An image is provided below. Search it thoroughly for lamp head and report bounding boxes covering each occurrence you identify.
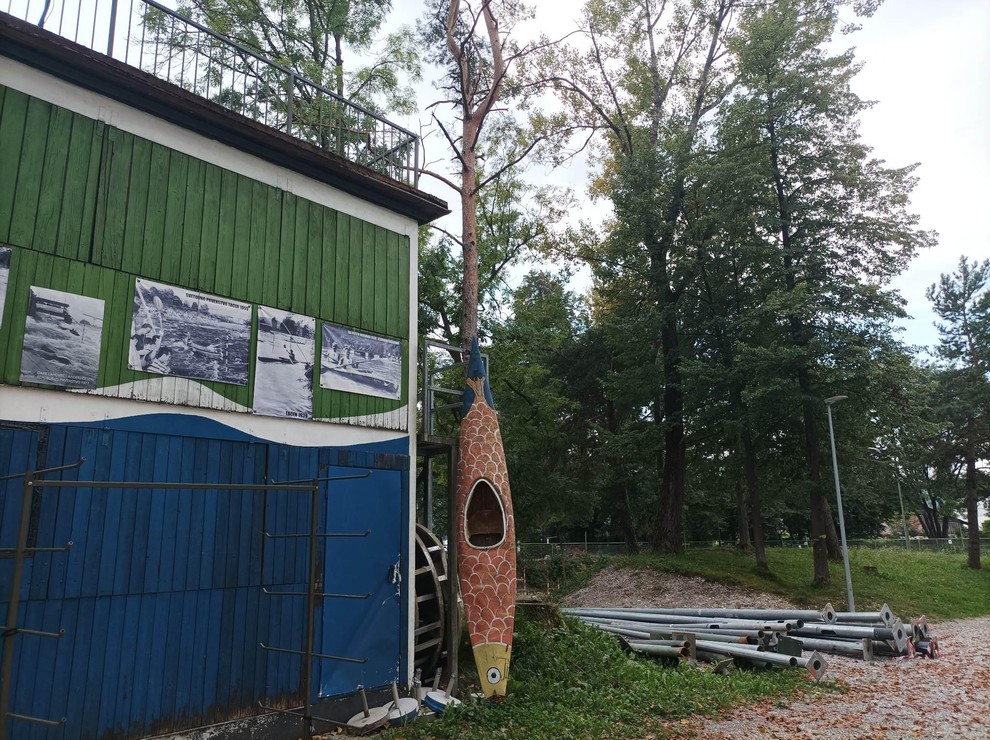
[824,395,848,405]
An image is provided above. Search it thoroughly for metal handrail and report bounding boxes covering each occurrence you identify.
[2,0,420,185]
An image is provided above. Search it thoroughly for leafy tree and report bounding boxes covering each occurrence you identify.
[146,0,419,162]
[419,1,566,348]
[489,271,598,538]
[541,0,740,554]
[927,256,990,568]
[717,0,934,583]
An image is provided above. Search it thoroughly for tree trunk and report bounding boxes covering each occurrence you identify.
[965,416,982,569]
[459,115,479,347]
[617,485,639,555]
[768,108,836,584]
[651,311,686,553]
[822,497,842,560]
[798,367,831,585]
[739,420,768,572]
[735,477,751,550]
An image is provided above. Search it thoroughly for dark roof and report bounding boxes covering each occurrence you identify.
[0,14,449,226]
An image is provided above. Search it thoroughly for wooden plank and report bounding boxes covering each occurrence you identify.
[159,148,189,284]
[76,118,107,262]
[277,193,297,309]
[115,135,152,276]
[0,245,30,381]
[138,142,171,278]
[291,198,310,313]
[228,442,249,588]
[333,213,350,323]
[386,231,399,337]
[33,104,74,254]
[160,590,186,723]
[65,597,97,737]
[0,86,28,243]
[171,434,196,592]
[45,425,84,600]
[114,595,143,730]
[111,432,143,594]
[214,587,238,715]
[96,432,128,596]
[199,439,221,589]
[373,226,389,335]
[144,591,171,724]
[212,442,235,588]
[130,594,157,730]
[79,429,111,598]
[127,434,156,593]
[261,188,282,307]
[201,590,222,717]
[99,270,130,401]
[94,594,120,734]
[320,209,337,321]
[60,429,97,599]
[156,436,182,592]
[230,175,253,300]
[95,128,133,270]
[351,217,368,329]
[305,201,323,317]
[8,95,51,248]
[178,158,207,288]
[188,589,211,718]
[55,113,95,258]
[241,583,261,704]
[175,588,199,720]
[229,586,249,706]
[185,438,210,589]
[246,180,268,302]
[196,164,223,293]
[398,235,410,340]
[213,168,239,297]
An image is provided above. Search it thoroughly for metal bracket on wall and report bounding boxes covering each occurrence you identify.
[259,470,374,739]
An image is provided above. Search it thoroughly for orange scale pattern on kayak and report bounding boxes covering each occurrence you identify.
[456,377,516,653]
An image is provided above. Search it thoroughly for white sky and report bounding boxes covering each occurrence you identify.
[396,0,990,353]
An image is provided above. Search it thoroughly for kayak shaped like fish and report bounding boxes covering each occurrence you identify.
[455,338,516,699]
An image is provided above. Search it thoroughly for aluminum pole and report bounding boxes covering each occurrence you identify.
[896,475,909,550]
[825,400,856,612]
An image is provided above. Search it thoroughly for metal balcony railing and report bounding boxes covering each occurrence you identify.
[3,0,420,186]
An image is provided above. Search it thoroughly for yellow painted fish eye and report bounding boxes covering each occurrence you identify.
[486,667,502,685]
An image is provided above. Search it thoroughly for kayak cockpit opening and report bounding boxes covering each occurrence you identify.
[465,479,506,549]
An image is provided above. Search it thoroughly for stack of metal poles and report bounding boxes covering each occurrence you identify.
[563,603,938,678]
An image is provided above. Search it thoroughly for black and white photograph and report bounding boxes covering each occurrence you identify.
[20,286,104,389]
[320,323,402,401]
[253,306,315,418]
[128,278,252,385]
[0,246,10,330]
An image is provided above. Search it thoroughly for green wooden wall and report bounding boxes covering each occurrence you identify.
[0,84,410,425]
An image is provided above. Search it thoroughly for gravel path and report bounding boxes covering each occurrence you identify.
[697,616,990,739]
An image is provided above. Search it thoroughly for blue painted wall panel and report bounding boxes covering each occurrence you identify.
[0,418,409,739]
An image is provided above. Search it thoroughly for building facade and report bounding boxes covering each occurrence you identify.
[0,12,446,739]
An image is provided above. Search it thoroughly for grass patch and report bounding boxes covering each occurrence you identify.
[383,616,824,740]
[615,547,990,621]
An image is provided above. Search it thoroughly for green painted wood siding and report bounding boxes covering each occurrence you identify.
[0,85,410,425]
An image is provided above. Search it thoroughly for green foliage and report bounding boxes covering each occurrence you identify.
[384,615,816,740]
[153,0,419,123]
[616,548,990,620]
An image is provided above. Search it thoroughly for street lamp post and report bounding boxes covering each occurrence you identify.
[824,395,855,612]
[895,473,909,550]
